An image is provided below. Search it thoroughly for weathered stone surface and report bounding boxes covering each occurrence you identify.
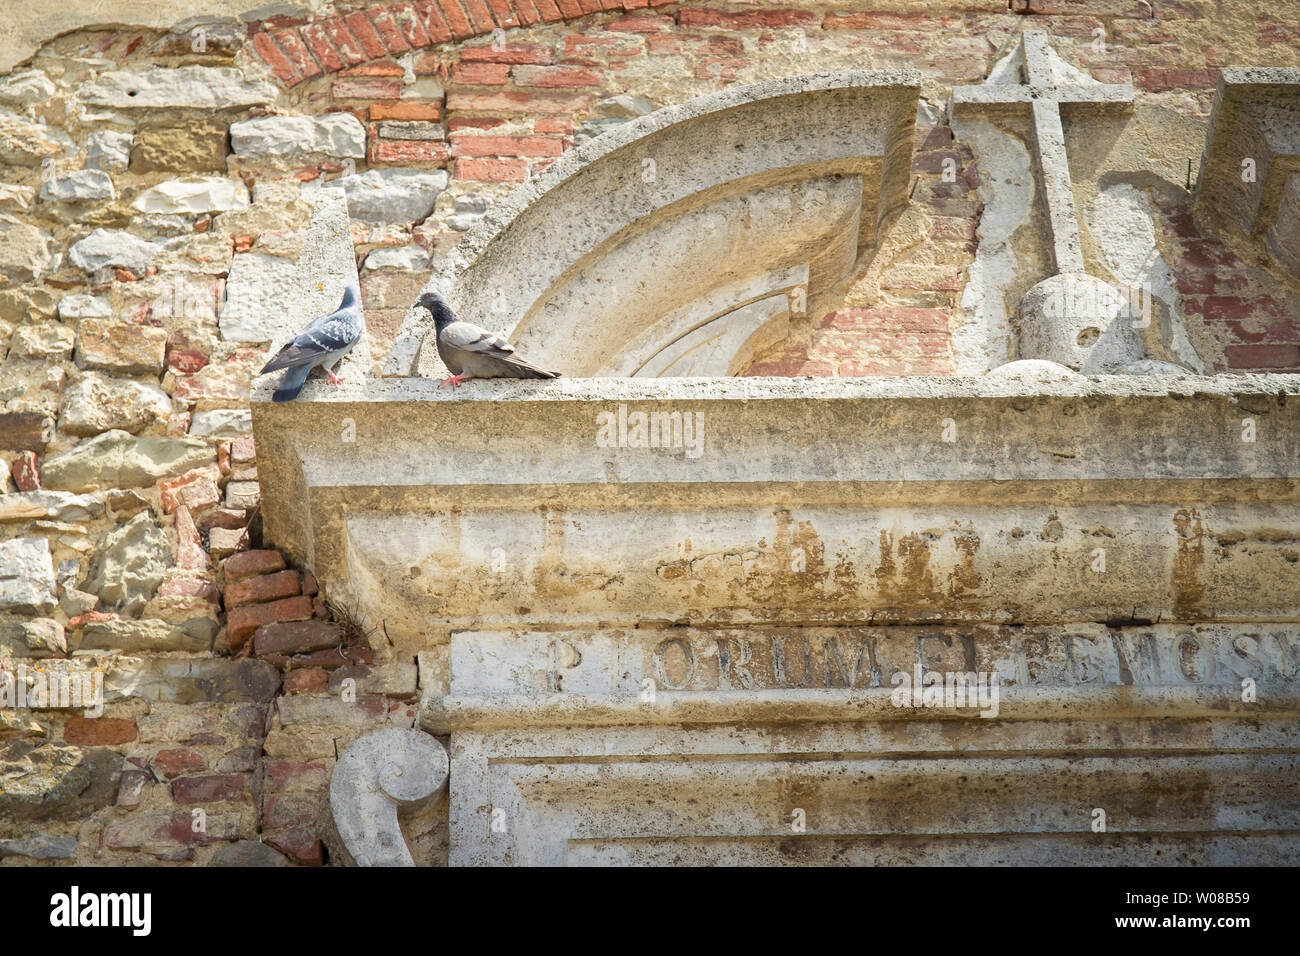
[1196,68,1300,279]
[0,70,55,106]
[132,177,249,215]
[1014,272,1143,373]
[0,834,77,859]
[79,616,215,653]
[0,614,66,656]
[57,294,111,322]
[0,181,33,210]
[40,169,115,204]
[9,323,74,359]
[0,111,65,165]
[230,112,366,163]
[0,741,119,822]
[208,839,290,866]
[79,67,277,109]
[446,192,491,232]
[363,244,429,271]
[67,229,158,275]
[42,429,213,492]
[130,117,229,173]
[0,410,55,450]
[0,537,56,613]
[82,512,173,613]
[85,130,133,172]
[188,407,251,438]
[0,490,104,523]
[106,657,281,704]
[0,214,54,281]
[75,318,167,374]
[60,372,172,436]
[341,168,448,224]
[217,252,297,343]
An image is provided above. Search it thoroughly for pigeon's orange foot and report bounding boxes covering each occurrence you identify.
[438,374,470,389]
[326,370,346,386]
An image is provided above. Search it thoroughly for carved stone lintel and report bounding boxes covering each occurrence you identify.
[329,727,449,867]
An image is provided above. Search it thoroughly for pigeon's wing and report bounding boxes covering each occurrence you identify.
[439,320,515,358]
[261,306,362,373]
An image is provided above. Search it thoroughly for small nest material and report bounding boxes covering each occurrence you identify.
[324,598,377,649]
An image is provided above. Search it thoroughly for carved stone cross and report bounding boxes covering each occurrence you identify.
[951,31,1133,275]
[950,31,1151,374]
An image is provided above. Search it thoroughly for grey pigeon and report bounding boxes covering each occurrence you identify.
[259,285,363,402]
[415,292,559,388]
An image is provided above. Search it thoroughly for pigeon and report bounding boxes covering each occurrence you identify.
[415,291,559,388]
[259,285,363,402]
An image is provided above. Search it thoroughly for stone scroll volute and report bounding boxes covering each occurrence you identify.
[329,728,449,867]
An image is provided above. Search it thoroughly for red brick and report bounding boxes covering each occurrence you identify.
[370,140,451,163]
[253,619,343,657]
[535,117,572,133]
[391,2,433,47]
[696,57,751,80]
[1224,344,1300,369]
[456,156,530,180]
[819,308,950,334]
[159,576,219,603]
[576,0,602,14]
[485,0,520,27]
[167,348,209,374]
[223,549,285,581]
[461,43,553,64]
[1135,68,1220,91]
[153,749,208,779]
[225,568,301,608]
[228,595,314,649]
[66,610,122,632]
[605,13,671,31]
[535,0,565,19]
[371,101,440,122]
[341,60,405,75]
[512,64,601,87]
[447,88,591,113]
[837,357,956,377]
[333,75,402,98]
[621,0,649,8]
[284,668,330,693]
[265,828,323,865]
[272,29,324,83]
[343,11,390,59]
[930,217,978,241]
[451,61,510,83]
[170,773,250,804]
[679,8,817,29]
[11,450,39,491]
[554,0,583,18]
[1174,240,1242,270]
[251,32,301,85]
[809,330,950,360]
[451,133,564,157]
[366,6,413,53]
[414,0,454,43]
[266,761,330,793]
[298,22,346,72]
[1198,296,1286,321]
[64,717,137,746]
[513,0,542,26]
[461,0,498,32]
[317,16,368,66]
[743,358,836,377]
[437,0,476,39]
[823,11,960,30]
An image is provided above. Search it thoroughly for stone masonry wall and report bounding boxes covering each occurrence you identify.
[0,0,1297,865]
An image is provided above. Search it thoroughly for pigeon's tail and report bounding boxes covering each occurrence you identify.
[272,363,312,402]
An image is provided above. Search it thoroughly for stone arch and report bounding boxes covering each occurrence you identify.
[383,70,919,378]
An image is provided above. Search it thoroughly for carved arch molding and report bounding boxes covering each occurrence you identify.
[384,71,920,379]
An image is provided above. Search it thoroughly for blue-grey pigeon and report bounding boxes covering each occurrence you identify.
[260,285,363,402]
[415,292,558,388]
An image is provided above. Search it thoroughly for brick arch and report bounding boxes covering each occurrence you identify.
[250,0,680,87]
